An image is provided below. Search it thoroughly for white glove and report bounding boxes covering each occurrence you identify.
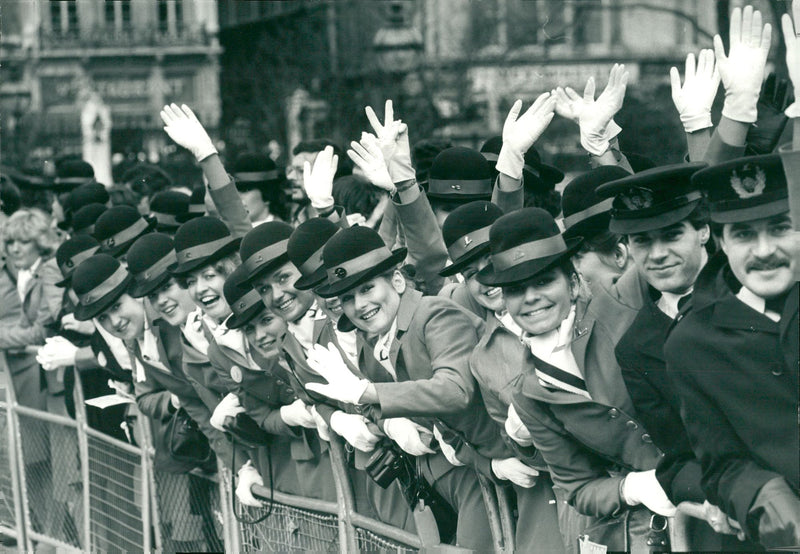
[329,411,381,452]
[108,379,133,399]
[495,93,556,179]
[303,145,338,210]
[714,5,772,123]
[210,392,245,432]
[555,64,628,155]
[433,425,463,466]
[383,418,436,457]
[621,469,677,517]
[160,103,218,161]
[305,343,370,405]
[505,404,533,446]
[365,100,415,182]
[670,50,720,132]
[170,394,181,409]
[36,336,78,371]
[348,133,396,194]
[308,405,331,441]
[236,460,264,508]
[61,312,95,335]
[279,398,317,429]
[491,457,540,488]
[677,500,740,536]
[782,0,800,117]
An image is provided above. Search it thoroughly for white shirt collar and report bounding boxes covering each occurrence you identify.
[736,286,780,322]
[656,289,691,319]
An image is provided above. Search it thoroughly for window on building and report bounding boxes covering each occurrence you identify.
[50,1,62,32]
[574,0,605,45]
[104,1,132,32]
[174,0,183,32]
[470,0,500,52]
[158,0,169,33]
[66,1,78,33]
[158,0,183,34]
[49,0,79,35]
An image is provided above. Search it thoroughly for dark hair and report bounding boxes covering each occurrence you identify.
[0,176,21,216]
[580,230,626,257]
[175,253,241,289]
[428,196,466,214]
[332,175,384,219]
[524,189,562,218]
[121,163,174,199]
[292,139,352,179]
[107,183,142,208]
[685,200,710,230]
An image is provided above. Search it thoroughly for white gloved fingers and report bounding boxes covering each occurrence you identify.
[713,34,727,66]
[582,76,596,102]
[236,464,264,508]
[730,7,743,46]
[504,99,523,129]
[365,105,383,134]
[383,99,394,129]
[180,104,200,122]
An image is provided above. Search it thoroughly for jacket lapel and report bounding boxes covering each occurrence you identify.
[389,289,422,370]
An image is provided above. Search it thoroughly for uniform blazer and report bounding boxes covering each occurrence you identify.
[438,281,487,321]
[665,253,799,530]
[511,296,662,518]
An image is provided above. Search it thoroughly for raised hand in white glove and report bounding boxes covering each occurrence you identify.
[170,394,181,409]
[383,418,436,457]
[36,336,78,371]
[305,343,370,405]
[782,0,800,116]
[308,405,331,441]
[61,312,95,336]
[491,457,540,488]
[108,379,133,399]
[621,469,677,517]
[210,392,245,432]
[714,5,772,123]
[365,100,415,183]
[160,103,218,162]
[236,460,264,508]
[433,425,463,466]
[496,93,556,179]
[670,49,720,132]
[329,411,381,452]
[348,133,396,194]
[303,145,338,211]
[280,398,317,429]
[505,403,533,446]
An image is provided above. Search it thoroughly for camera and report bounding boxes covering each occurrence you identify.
[364,441,409,489]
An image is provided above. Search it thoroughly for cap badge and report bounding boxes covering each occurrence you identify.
[450,184,462,190]
[335,267,347,279]
[105,238,115,247]
[65,259,74,268]
[463,235,472,246]
[730,165,766,199]
[513,250,525,261]
[620,187,654,210]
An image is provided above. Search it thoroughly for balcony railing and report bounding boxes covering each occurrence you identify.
[39,25,212,51]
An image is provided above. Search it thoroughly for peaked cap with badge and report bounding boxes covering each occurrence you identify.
[427,146,493,201]
[561,165,632,240]
[55,234,101,287]
[71,254,133,321]
[170,216,241,276]
[127,233,178,298]
[94,205,156,258]
[439,200,504,277]
[238,221,294,282]
[287,217,341,290]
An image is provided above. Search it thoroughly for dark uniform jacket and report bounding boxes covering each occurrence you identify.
[665,253,799,543]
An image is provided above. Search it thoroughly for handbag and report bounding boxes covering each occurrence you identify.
[577,506,670,553]
[165,407,213,467]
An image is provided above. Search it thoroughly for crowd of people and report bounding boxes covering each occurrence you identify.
[1,3,798,552]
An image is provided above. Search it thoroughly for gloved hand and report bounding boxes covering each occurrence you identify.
[108,379,133,399]
[505,404,534,446]
[433,425,464,467]
[279,398,317,429]
[303,145,338,210]
[389,122,416,184]
[210,392,245,432]
[495,93,557,179]
[714,5,772,123]
[348,133,396,194]
[160,103,218,161]
[746,73,792,155]
[305,343,370,405]
[365,100,416,183]
[491,457,540,488]
[670,49,720,133]
[555,64,628,155]
[383,418,436,457]
[236,460,264,508]
[782,0,800,117]
[308,405,331,441]
[36,336,78,370]
[621,469,677,517]
[60,313,95,336]
[170,394,181,409]
[329,411,381,452]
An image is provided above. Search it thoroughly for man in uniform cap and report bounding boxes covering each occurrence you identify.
[666,154,799,549]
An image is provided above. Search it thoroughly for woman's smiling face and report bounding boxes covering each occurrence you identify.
[244,308,287,358]
[147,278,196,327]
[185,265,231,322]
[502,267,575,336]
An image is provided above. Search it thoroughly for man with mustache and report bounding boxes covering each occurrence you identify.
[666,154,799,549]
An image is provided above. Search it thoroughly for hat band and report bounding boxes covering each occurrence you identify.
[188,204,205,214]
[177,236,232,265]
[55,176,91,186]
[299,244,326,276]
[154,212,181,227]
[563,198,614,230]
[448,224,492,261]
[428,178,492,196]
[61,246,99,275]
[103,217,150,249]
[482,152,498,162]
[78,264,128,306]
[134,250,177,283]
[327,247,393,284]
[242,239,289,276]
[523,164,541,179]
[235,170,280,182]
[493,234,567,272]
[232,288,262,317]
[611,191,702,220]
[711,189,788,214]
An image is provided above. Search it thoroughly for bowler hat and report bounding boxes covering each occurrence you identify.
[127,233,177,298]
[71,203,107,236]
[521,147,564,194]
[94,205,156,258]
[171,216,241,276]
[316,226,407,298]
[239,221,293,282]
[439,201,504,277]
[232,152,284,194]
[223,265,265,330]
[427,147,493,201]
[477,207,582,287]
[480,136,503,165]
[287,218,341,290]
[690,154,788,223]
[67,182,109,212]
[561,166,631,240]
[176,187,206,223]
[149,190,190,231]
[412,138,453,188]
[54,159,94,191]
[596,162,707,234]
[71,254,133,321]
[55,234,100,287]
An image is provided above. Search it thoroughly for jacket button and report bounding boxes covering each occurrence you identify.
[641,434,653,444]
[608,408,619,419]
[626,421,638,430]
